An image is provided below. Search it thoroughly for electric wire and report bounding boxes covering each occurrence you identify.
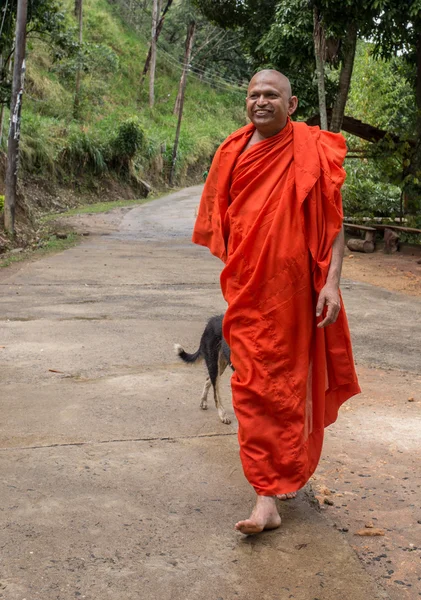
[158,43,248,90]
[156,42,248,93]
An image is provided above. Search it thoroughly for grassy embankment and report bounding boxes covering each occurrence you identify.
[0,0,245,208]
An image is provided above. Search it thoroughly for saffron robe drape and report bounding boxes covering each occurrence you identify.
[193,120,360,495]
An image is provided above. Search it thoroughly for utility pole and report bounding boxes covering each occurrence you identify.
[173,19,195,116]
[149,0,160,108]
[73,0,83,119]
[4,0,28,235]
[169,20,196,185]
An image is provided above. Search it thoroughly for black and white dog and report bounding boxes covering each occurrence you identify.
[175,315,233,424]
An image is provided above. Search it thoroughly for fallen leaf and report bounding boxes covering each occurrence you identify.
[355,528,385,537]
[365,522,374,528]
[48,369,64,374]
[408,397,415,402]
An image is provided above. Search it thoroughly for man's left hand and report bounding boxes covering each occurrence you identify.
[316,284,341,328]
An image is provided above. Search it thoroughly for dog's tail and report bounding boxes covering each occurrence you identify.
[174,343,202,364]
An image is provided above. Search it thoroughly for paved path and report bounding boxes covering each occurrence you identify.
[0,185,411,599]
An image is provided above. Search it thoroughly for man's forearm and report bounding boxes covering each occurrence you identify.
[326,226,344,288]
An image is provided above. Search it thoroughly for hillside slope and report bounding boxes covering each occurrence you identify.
[0,0,246,211]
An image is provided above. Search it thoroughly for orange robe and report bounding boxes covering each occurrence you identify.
[193,119,360,496]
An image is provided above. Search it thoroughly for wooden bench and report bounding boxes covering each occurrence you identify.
[344,223,376,253]
[372,224,421,254]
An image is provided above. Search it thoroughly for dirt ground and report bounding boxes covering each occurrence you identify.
[1,186,420,599]
[342,247,421,297]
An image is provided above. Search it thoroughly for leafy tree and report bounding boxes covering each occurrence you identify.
[370,0,421,212]
[157,0,251,86]
[345,43,417,219]
[194,0,385,130]
[0,0,66,108]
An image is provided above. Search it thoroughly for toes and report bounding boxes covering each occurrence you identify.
[221,416,231,424]
[276,492,297,501]
[235,520,263,535]
[200,403,208,410]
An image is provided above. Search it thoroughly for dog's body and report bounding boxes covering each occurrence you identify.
[175,315,233,424]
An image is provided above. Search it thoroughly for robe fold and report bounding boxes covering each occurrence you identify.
[193,119,360,496]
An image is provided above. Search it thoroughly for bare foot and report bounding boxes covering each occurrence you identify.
[235,495,281,535]
[276,491,297,501]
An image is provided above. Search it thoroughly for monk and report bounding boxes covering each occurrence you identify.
[192,70,360,534]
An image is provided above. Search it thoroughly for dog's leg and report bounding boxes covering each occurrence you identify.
[200,377,212,410]
[214,354,231,424]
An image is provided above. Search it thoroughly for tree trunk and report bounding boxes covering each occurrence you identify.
[4,0,28,235]
[139,0,173,91]
[73,0,83,119]
[403,26,421,214]
[0,53,4,146]
[169,20,196,185]
[330,22,358,133]
[173,20,196,116]
[149,0,160,108]
[416,26,421,140]
[313,5,328,131]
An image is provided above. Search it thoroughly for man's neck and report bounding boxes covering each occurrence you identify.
[243,122,287,152]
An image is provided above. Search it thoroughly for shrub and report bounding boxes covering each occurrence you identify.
[0,195,4,212]
[108,118,146,172]
[343,160,402,218]
[61,130,107,175]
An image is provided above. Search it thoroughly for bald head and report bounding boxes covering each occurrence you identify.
[248,70,292,98]
[245,69,298,138]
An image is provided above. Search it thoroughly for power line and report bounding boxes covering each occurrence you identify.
[156,42,247,93]
[161,46,248,90]
[159,52,244,94]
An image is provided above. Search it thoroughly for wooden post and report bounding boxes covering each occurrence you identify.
[4,0,28,235]
[313,6,328,131]
[73,0,83,119]
[149,0,159,108]
[169,21,196,185]
[346,239,375,253]
[173,20,196,116]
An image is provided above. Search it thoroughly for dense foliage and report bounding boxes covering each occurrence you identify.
[1,0,420,222]
[0,0,67,106]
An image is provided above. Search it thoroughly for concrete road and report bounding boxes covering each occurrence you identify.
[0,185,411,599]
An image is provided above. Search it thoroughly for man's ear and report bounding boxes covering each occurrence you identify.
[288,96,298,115]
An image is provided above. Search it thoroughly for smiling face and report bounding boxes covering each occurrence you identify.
[246,70,298,137]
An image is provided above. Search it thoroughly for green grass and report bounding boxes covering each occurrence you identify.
[0,233,81,268]
[16,0,246,187]
[42,195,155,221]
